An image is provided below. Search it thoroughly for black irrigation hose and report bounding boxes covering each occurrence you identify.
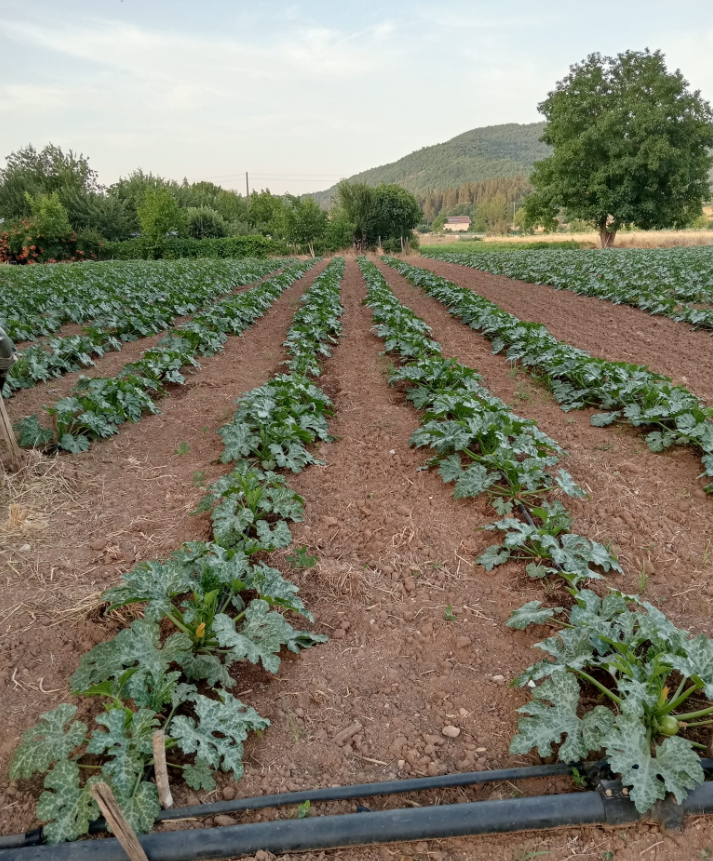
[4,761,713,857]
[0,761,591,849]
[7,780,713,861]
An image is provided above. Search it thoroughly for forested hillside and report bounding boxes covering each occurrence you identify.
[311,122,549,206]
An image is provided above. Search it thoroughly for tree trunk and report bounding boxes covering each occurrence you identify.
[308,241,315,258]
[599,227,617,248]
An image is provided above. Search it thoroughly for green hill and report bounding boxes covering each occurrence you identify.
[310,122,550,206]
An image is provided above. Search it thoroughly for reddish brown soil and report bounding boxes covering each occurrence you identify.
[415,257,713,405]
[2,259,713,861]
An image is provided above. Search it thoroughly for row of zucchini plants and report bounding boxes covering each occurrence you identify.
[15,260,315,453]
[384,257,713,493]
[2,259,283,398]
[1,259,282,344]
[359,257,713,815]
[9,257,346,844]
[425,247,713,333]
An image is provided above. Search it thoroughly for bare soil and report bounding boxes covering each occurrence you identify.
[414,256,713,405]
[1,259,713,861]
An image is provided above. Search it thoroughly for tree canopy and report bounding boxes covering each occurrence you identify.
[336,181,420,249]
[524,49,713,246]
[283,196,328,257]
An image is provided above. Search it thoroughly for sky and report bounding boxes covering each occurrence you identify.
[1,0,712,195]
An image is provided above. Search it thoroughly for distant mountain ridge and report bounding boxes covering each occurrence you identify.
[310,121,550,206]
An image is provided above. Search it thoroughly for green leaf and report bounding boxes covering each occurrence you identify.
[70,619,192,696]
[510,670,614,762]
[218,422,259,463]
[58,433,90,454]
[255,518,293,550]
[664,634,713,698]
[183,757,216,791]
[118,781,160,835]
[15,414,54,448]
[214,600,299,673]
[87,709,158,796]
[453,463,497,499]
[476,544,511,571]
[103,559,192,621]
[36,760,99,844]
[170,690,269,781]
[492,497,514,515]
[590,412,620,427]
[606,717,704,813]
[177,652,234,688]
[554,469,586,498]
[526,562,555,579]
[246,562,310,617]
[11,704,87,780]
[438,454,463,483]
[507,601,565,630]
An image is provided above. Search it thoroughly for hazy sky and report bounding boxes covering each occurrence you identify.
[1,1,712,195]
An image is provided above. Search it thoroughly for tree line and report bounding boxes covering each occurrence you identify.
[0,147,422,263]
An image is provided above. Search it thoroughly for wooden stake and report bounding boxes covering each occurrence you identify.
[152,729,173,809]
[90,782,149,861]
[0,396,21,473]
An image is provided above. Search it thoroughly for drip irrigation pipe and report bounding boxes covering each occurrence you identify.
[3,761,713,856]
[5,779,713,860]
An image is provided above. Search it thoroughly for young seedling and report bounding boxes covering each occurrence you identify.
[287,546,317,570]
[175,442,190,456]
[444,605,457,621]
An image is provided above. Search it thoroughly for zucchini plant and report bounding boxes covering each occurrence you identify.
[15,261,315,452]
[385,257,713,492]
[426,247,713,333]
[359,256,713,814]
[10,258,346,843]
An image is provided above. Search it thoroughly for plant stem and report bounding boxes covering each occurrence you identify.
[165,611,192,637]
[660,683,701,715]
[674,704,713,722]
[576,670,622,705]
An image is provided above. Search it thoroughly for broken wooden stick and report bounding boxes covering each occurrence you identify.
[153,729,173,809]
[90,782,149,861]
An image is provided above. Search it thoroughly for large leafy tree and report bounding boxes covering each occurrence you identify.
[137,188,186,254]
[0,144,100,228]
[525,50,713,247]
[336,181,420,249]
[284,196,328,257]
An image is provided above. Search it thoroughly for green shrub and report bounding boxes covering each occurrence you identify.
[103,235,289,260]
[186,206,229,239]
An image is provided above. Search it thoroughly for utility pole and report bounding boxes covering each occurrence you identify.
[245,171,250,205]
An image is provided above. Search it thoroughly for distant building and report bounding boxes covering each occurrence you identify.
[443,216,471,232]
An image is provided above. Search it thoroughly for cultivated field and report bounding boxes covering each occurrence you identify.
[2,253,713,861]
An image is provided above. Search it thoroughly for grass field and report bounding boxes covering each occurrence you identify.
[421,228,713,250]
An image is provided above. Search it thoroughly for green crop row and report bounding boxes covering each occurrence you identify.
[423,247,713,332]
[358,256,713,815]
[2,259,284,398]
[0,258,284,344]
[9,258,346,844]
[15,261,315,453]
[385,257,713,492]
